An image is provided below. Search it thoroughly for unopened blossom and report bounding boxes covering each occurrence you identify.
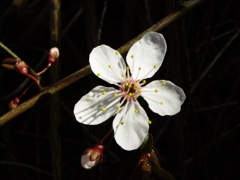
[48,47,59,64]
[81,145,104,169]
[9,97,20,109]
[74,32,186,151]
[15,60,28,74]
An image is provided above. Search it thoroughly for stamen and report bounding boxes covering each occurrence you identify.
[142,96,160,105]
[113,83,121,87]
[97,91,123,116]
[107,65,124,81]
[140,80,146,86]
[161,81,166,86]
[101,107,106,112]
[119,94,128,107]
[126,66,130,78]
[114,101,129,131]
[134,109,138,113]
[138,65,159,81]
[160,101,164,105]
[148,120,152,124]
[102,91,107,95]
[134,67,142,80]
[128,93,134,97]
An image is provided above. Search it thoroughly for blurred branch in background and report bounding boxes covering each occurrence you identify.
[1,0,240,179]
[49,0,61,180]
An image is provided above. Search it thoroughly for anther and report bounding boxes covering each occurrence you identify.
[101,107,106,112]
[161,81,166,86]
[102,91,107,95]
[128,93,134,97]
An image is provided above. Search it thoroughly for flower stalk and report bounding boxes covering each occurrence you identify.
[1,47,60,109]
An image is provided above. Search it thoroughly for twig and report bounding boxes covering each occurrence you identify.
[195,101,239,112]
[0,0,205,126]
[117,0,204,54]
[0,42,21,59]
[96,0,109,44]
[0,160,52,177]
[190,29,240,94]
[49,0,61,180]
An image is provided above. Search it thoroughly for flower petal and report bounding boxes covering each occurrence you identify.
[74,86,121,125]
[81,153,95,169]
[126,32,167,80]
[90,45,126,84]
[141,80,186,116]
[113,101,149,151]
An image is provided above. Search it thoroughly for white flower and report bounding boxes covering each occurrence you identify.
[74,32,186,151]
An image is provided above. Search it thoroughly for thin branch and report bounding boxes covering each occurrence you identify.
[0,0,205,126]
[190,29,240,94]
[0,160,52,177]
[0,42,21,59]
[97,0,109,44]
[49,0,61,180]
[117,0,204,54]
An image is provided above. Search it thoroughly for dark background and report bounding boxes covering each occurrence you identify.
[0,0,240,179]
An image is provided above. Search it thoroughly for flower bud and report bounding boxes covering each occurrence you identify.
[9,97,20,109]
[1,58,17,70]
[81,145,104,169]
[15,60,28,74]
[48,47,59,64]
[139,152,151,174]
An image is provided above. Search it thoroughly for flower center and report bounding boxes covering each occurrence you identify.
[120,78,142,101]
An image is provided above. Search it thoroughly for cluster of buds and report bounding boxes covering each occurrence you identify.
[1,47,60,109]
[81,145,104,169]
